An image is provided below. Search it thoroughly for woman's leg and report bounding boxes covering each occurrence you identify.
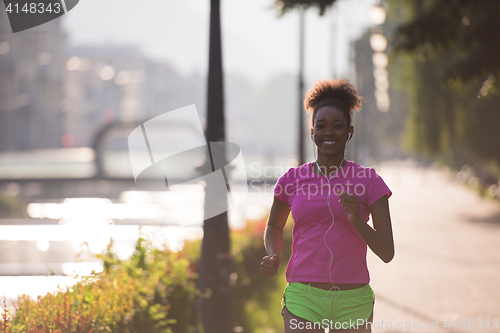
[283,305,325,333]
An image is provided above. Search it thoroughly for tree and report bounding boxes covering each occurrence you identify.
[274,0,338,16]
[393,0,500,91]
[390,0,500,177]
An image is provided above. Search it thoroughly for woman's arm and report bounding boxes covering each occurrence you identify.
[338,191,394,263]
[261,196,291,276]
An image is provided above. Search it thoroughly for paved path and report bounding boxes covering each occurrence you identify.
[368,160,500,333]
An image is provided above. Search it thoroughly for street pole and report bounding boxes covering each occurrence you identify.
[298,5,305,166]
[198,0,234,332]
[330,5,337,79]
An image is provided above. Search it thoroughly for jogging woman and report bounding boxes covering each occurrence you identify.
[261,79,394,332]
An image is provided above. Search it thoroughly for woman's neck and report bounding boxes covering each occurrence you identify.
[314,154,346,177]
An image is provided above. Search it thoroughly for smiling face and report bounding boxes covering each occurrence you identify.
[311,106,353,157]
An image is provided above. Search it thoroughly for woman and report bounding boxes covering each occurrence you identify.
[261,79,394,332]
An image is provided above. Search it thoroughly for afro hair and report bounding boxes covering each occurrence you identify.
[304,78,362,128]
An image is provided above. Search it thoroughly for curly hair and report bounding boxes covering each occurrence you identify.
[304,79,362,128]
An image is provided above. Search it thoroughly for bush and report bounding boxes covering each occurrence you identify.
[1,216,293,333]
[231,216,293,333]
[3,238,199,333]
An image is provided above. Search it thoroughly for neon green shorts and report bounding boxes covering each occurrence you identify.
[281,282,375,330]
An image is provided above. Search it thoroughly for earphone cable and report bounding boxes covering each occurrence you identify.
[308,141,343,301]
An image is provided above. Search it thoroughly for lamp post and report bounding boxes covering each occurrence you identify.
[198,0,234,332]
[369,3,389,113]
[298,5,305,166]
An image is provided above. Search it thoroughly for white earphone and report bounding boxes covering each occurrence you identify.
[309,131,352,302]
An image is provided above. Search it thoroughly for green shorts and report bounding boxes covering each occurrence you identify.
[281,282,375,330]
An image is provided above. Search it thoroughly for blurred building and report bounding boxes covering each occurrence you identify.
[0,10,66,151]
[354,22,412,163]
[63,45,206,149]
[0,9,206,152]
[0,11,298,169]
[353,30,377,164]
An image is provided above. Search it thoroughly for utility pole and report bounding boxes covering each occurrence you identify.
[298,5,305,166]
[330,4,338,79]
[198,0,234,332]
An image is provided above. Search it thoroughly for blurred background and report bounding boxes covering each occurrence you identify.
[1,0,500,332]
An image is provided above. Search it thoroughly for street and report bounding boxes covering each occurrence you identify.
[368,159,500,333]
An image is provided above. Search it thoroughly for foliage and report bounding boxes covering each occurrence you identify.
[231,216,293,333]
[393,0,500,87]
[2,238,199,333]
[273,0,338,16]
[382,0,500,185]
[1,217,295,333]
[2,297,9,333]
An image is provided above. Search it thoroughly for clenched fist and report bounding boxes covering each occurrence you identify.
[337,189,361,224]
[261,254,281,276]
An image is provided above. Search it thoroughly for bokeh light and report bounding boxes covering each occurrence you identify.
[62,133,75,148]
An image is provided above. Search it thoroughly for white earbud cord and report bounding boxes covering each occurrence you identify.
[309,141,343,301]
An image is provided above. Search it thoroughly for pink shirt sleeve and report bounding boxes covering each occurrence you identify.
[274,168,294,205]
[366,168,392,207]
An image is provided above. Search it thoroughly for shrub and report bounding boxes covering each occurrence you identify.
[231,216,293,333]
[1,215,293,333]
[2,238,199,333]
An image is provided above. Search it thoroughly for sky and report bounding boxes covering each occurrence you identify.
[62,0,378,84]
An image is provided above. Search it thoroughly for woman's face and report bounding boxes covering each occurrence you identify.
[311,106,353,157]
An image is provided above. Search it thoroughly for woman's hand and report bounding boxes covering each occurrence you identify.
[337,189,395,263]
[261,254,281,276]
[337,189,361,224]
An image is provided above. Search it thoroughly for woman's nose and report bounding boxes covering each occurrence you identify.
[324,126,334,135]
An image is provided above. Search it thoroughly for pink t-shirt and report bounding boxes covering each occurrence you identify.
[273,160,392,284]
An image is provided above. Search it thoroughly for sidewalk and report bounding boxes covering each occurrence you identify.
[368,160,500,333]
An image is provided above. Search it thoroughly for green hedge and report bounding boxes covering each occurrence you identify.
[3,237,199,333]
[1,216,293,333]
[231,217,292,333]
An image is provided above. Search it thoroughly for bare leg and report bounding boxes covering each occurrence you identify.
[283,305,325,333]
